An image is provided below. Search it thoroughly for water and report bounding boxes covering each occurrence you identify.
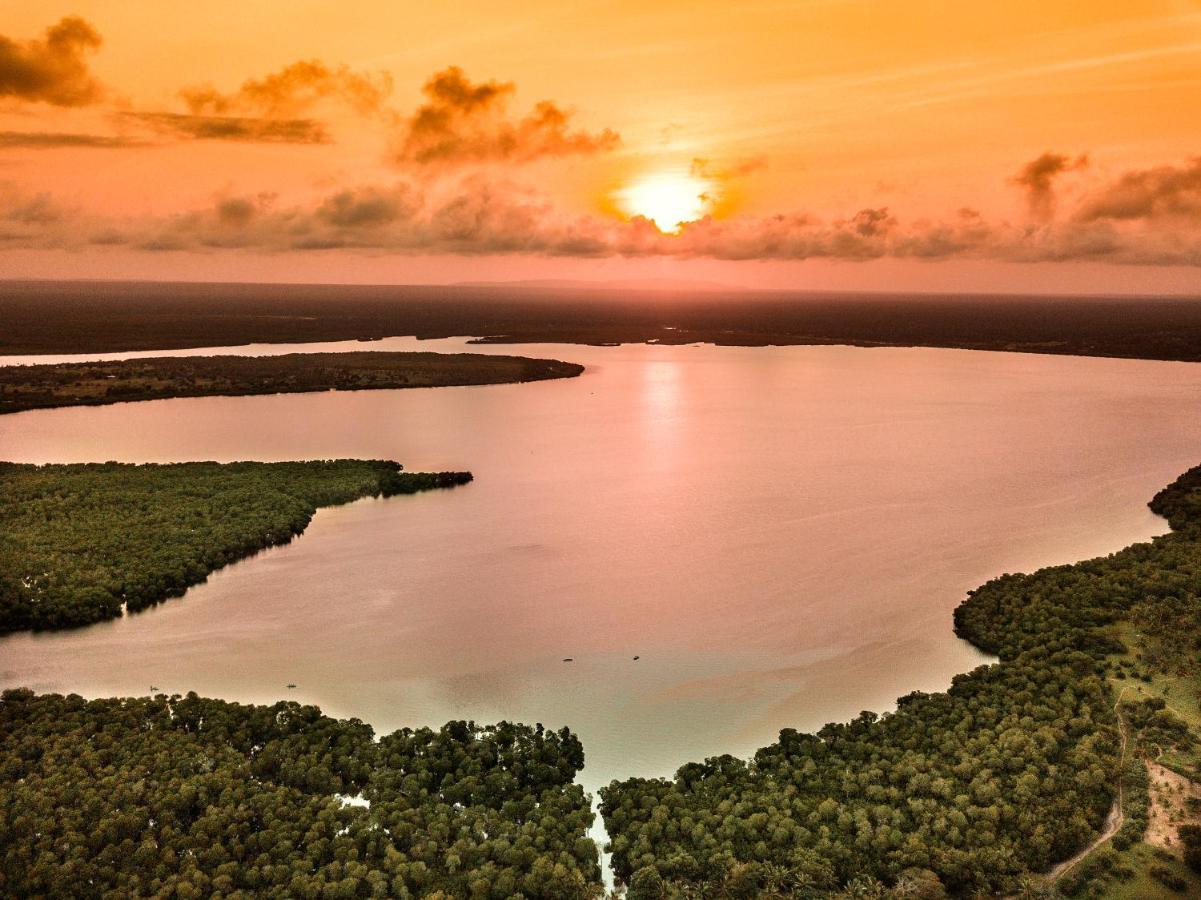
[3,338,1201,840]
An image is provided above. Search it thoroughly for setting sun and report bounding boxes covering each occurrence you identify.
[616,171,712,232]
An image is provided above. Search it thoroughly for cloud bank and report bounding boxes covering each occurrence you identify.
[4,152,1199,266]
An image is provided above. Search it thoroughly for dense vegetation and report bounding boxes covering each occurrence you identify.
[0,460,471,634]
[6,280,1201,362]
[0,690,601,898]
[0,351,584,415]
[599,466,1201,897]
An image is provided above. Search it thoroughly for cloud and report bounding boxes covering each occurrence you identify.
[0,131,147,148]
[316,185,421,228]
[180,60,393,118]
[115,60,392,146]
[0,17,102,106]
[0,187,62,225]
[0,183,75,247]
[124,112,330,144]
[1011,152,1088,221]
[6,155,1201,267]
[1075,158,1201,223]
[690,156,768,181]
[393,66,619,165]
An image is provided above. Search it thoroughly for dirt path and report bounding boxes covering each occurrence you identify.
[1046,688,1131,884]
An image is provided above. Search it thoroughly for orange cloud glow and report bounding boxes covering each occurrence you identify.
[0,2,1198,292]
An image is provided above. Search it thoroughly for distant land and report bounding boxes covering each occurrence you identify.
[2,280,1201,362]
[0,351,584,415]
[452,277,740,292]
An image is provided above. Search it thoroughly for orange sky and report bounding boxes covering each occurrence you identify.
[1,1,1200,292]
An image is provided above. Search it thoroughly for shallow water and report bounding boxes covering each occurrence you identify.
[2,338,1200,807]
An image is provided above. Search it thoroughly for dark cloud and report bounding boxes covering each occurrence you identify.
[0,131,147,149]
[394,67,619,165]
[1011,152,1088,221]
[316,185,420,228]
[124,112,330,144]
[180,60,392,118]
[0,17,102,106]
[0,190,61,225]
[215,198,259,227]
[1075,158,1201,223]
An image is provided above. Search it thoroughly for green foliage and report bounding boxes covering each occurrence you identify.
[1112,760,1149,852]
[1180,824,1201,874]
[0,351,584,415]
[599,466,1201,897]
[1131,593,1201,678]
[1148,862,1188,891]
[1120,697,1194,758]
[0,460,471,633]
[0,689,601,898]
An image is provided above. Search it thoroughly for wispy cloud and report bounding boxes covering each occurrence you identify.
[0,131,147,148]
[123,112,330,145]
[180,59,393,118]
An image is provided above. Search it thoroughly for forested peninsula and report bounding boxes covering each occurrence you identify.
[0,692,601,898]
[599,468,1201,898]
[0,351,584,415]
[0,460,471,634]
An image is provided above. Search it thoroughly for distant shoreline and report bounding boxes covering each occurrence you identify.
[3,279,1200,362]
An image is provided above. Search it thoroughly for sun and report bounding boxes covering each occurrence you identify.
[616,171,712,233]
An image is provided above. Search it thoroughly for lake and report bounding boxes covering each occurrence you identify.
[3,338,1201,809]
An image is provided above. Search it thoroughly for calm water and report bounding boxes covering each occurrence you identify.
[3,339,1201,806]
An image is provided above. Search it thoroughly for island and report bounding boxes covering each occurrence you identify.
[0,351,585,415]
[0,460,471,633]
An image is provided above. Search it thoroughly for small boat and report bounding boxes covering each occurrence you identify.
[149,685,158,692]
[633,656,640,660]
[286,683,297,689]
[562,658,573,663]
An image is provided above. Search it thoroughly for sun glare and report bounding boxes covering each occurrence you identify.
[616,172,712,233]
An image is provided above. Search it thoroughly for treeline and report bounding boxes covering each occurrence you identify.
[0,460,471,634]
[0,351,584,415]
[0,690,601,898]
[599,466,1201,897]
[8,280,1201,364]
